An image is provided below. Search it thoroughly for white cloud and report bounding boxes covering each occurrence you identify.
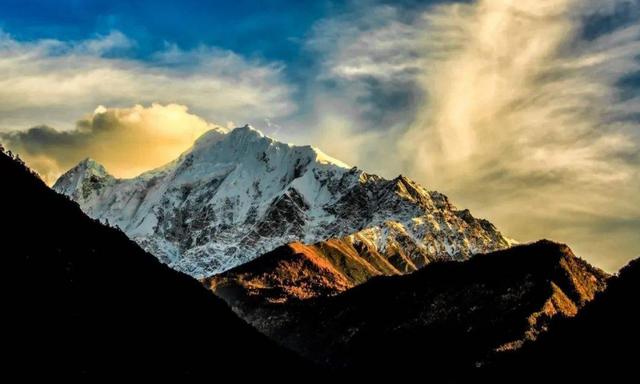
[307,6,425,82]
[283,5,426,164]
[0,31,294,132]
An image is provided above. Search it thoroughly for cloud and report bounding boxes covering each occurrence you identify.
[1,104,221,184]
[276,4,425,170]
[305,0,640,270]
[308,5,424,82]
[1,1,639,270]
[0,31,294,132]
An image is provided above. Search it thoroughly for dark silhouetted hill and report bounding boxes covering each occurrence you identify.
[485,254,640,382]
[0,150,312,378]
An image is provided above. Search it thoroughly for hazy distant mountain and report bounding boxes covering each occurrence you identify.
[211,240,607,376]
[54,125,511,278]
[0,149,311,377]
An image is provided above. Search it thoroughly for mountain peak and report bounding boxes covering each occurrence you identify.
[192,127,229,149]
[191,125,265,154]
[228,124,265,141]
[237,123,263,135]
[77,157,108,173]
[54,127,512,277]
[53,157,114,202]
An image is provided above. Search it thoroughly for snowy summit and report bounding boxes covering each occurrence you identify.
[54,125,512,277]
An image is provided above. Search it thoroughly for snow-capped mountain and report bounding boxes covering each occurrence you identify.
[54,125,512,278]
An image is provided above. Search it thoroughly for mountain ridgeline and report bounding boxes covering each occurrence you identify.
[485,252,640,382]
[53,125,511,278]
[0,149,311,377]
[209,240,609,375]
[208,237,417,304]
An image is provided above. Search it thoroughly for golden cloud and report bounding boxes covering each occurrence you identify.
[1,104,222,184]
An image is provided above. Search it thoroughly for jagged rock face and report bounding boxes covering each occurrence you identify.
[54,125,512,278]
[221,241,607,374]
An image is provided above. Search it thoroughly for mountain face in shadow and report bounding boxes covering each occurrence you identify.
[486,254,640,382]
[210,240,607,376]
[0,150,311,377]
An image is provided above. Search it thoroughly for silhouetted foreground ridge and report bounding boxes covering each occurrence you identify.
[0,149,312,378]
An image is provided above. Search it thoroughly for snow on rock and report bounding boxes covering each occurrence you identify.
[53,125,513,278]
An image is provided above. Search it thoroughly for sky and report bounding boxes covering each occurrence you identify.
[0,0,639,271]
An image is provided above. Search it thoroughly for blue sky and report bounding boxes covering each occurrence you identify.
[0,0,450,91]
[0,0,639,270]
[0,0,338,61]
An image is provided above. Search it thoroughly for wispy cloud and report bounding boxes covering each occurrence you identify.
[0,30,294,132]
[305,0,640,270]
[282,5,425,170]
